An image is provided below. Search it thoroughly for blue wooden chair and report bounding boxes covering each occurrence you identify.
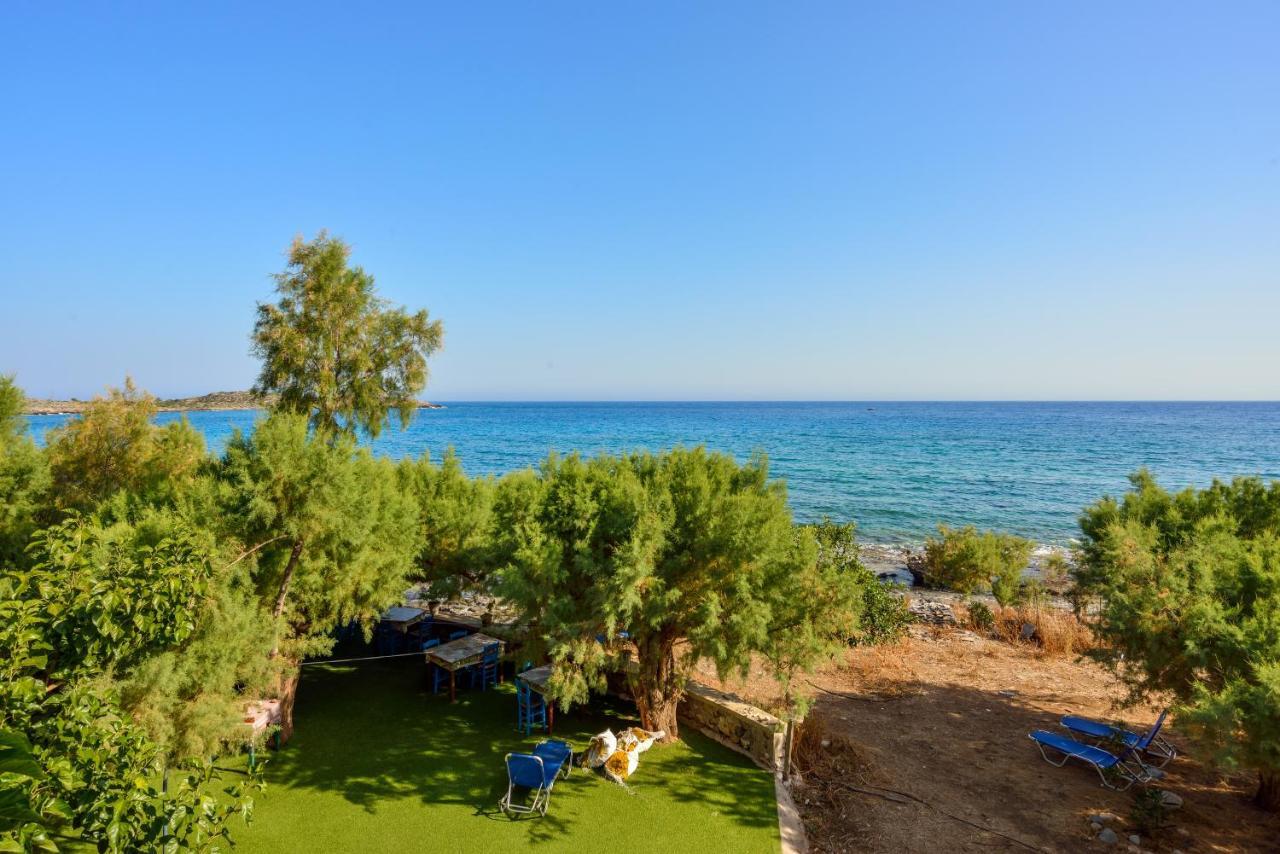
[469,642,500,691]
[449,629,468,641]
[374,624,400,656]
[420,638,445,693]
[407,617,435,648]
[517,679,547,734]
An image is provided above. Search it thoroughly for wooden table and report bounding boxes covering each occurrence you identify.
[517,665,556,732]
[381,606,426,633]
[424,632,505,702]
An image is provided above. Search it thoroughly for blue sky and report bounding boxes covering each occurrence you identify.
[2,2,1277,401]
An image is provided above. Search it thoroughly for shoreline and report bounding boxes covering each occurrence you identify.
[859,541,1072,586]
[23,390,443,416]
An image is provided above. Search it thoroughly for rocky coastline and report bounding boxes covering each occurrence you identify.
[24,390,444,416]
[859,541,1071,588]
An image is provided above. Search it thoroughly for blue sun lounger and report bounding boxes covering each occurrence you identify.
[499,739,573,816]
[1028,730,1152,790]
[1060,709,1176,767]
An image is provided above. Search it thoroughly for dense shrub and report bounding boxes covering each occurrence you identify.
[808,519,910,646]
[922,525,1034,605]
[965,599,995,633]
[854,580,911,645]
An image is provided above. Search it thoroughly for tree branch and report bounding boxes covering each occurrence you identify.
[223,535,290,569]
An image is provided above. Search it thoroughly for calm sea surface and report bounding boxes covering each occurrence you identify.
[25,402,1280,547]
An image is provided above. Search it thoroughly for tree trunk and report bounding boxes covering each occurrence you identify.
[1257,769,1280,812]
[632,636,682,742]
[274,664,302,744]
[272,539,305,619]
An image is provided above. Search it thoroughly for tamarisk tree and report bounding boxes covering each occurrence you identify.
[43,379,205,513]
[252,232,443,440]
[495,447,834,741]
[218,412,418,735]
[1075,470,1280,811]
[398,450,497,600]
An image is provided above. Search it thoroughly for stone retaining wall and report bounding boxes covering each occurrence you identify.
[678,681,786,773]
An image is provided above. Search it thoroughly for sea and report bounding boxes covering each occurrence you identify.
[24,401,1280,556]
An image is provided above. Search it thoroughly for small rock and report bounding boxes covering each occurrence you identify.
[1090,821,1103,832]
[1159,790,1184,810]
[1019,622,1037,641]
[820,739,831,748]
[1129,835,1141,845]
[996,689,1018,698]
[1088,813,1115,824]
[1098,827,1119,845]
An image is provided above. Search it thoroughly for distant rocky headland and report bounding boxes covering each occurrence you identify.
[23,390,443,415]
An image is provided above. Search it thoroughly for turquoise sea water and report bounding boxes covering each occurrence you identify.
[25,402,1280,547]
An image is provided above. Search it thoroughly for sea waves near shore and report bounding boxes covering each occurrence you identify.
[24,401,1280,552]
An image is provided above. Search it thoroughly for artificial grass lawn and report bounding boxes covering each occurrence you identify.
[229,657,780,853]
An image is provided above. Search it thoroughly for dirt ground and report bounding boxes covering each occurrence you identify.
[693,627,1280,853]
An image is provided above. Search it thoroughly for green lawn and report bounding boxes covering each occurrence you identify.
[228,657,780,853]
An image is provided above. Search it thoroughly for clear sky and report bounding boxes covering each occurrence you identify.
[2,2,1277,401]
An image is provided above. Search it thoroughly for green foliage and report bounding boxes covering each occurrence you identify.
[22,516,216,673]
[966,599,995,633]
[495,448,836,738]
[118,578,278,763]
[1040,551,1073,595]
[807,518,908,647]
[922,524,1034,605]
[764,519,865,719]
[397,450,497,600]
[1076,470,1280,810]
[43,379,205,512]
[0,376,50,567]
[219,413,418,657]
[251,232,444,440]
[855,580,912,645]
[0,516,262,851]
[1017,578,1050,609]
[1129,785,1169,835]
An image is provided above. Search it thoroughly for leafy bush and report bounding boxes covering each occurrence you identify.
[807,519,910,647]
[966,599,995,632]
[0,517,263,851]
[922,525,1034,604]
[854,577,911,645]
[990,569,1021,607]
